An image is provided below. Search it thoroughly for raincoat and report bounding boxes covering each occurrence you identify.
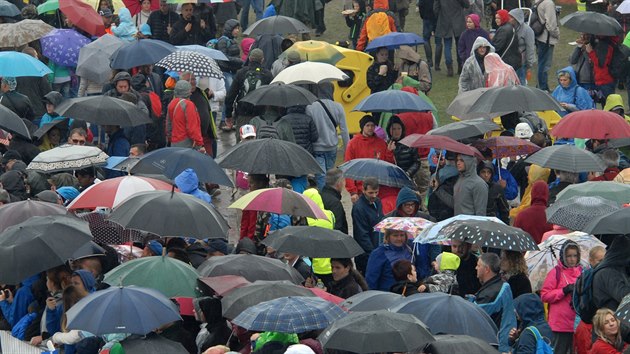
[551,66,594,117]
[458,37,495,93]
[485,53,520,88]
[111,8,138,42]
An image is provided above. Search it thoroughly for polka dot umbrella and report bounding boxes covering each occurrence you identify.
[439,219,539,252]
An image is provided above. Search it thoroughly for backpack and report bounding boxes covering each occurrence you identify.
[572,265,602,324]
[529,4,545,37]
[365,11,392,41]
[257,120,280,139]
[609,43,630,81]
[525,326,554,354]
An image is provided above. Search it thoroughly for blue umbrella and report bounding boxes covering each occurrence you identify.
[338,158,415,188]
[339,290,404,312]
[110,39,177,69]
[232,296,346,333]
[365,32,424,52]
[41,29,91,67]
[66,285,181,335]
[0,51,52,77]
[176,45,229,61]
[352,90,435,113]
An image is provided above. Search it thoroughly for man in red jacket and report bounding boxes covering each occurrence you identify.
[166,80,205,152]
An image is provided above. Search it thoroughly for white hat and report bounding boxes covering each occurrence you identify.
[239,124,256,139]
[514,122,533,139]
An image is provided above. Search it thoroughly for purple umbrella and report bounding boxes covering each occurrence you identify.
[41,29,91,67]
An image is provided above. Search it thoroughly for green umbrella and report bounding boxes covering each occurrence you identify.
[104,256,200,298]
[556,181,630,204]
[37,0,58,14]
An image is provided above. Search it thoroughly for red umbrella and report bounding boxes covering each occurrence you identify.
[122,0,159,17]
[399,133,484,159]
[551,110,630,139]
[60,0,105,36]
[473,136,541,158]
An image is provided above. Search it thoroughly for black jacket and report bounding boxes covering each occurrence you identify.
[593,235,630,312]
[321,185,348,234]
[492,22,522,71]
[146,10,180,42]
[169,15,213,46]
[16,76,51,118]
[284,106,318,154]
[224,64,273,118]
[0,91,34,121]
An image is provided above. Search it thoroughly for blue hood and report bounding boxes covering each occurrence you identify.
[514,293,546,328]
[73,269,96,293]
[174,168,200,194]
[396,187,419,209]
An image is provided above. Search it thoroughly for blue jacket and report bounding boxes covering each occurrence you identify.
[513,293,554,354]
[174,168,212,203]
[493,166,518,200]
[365,243,412,291]
[0,274,39,327]
[351,194,383,256]
[551,66,594,117]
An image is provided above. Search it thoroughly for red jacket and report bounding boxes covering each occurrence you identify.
[589,338,627,354]
[167,97,203,146]
[513,180,552,244]
[344,134,394,195]
[587,46,615,86]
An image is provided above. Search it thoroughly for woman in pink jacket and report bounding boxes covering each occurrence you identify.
[541,239,583,354]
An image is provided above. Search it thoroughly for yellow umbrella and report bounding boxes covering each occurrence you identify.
[284,40,345,65]
[81,0,126,14]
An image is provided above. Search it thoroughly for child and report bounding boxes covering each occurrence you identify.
[418,251,460,293]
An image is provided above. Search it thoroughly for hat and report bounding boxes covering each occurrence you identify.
[359,115,377,132]
[515,122,534,139]
[398,45,421,63]
[140,23,152,36]
[249,48,264,63]
[147,240,163,255]
[99,8,113,17]
[239,124,256,139]
[43,91,63,106]
[208,239,228,255]
[1,150,22,164]
[174,80,192,98]
[34,190,60,204]
[286,50,301,64]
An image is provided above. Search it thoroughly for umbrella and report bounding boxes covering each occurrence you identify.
[59,0,105,36]
[41,29,91,67]
[156,51,223,79]
[556,181,630,204]
[525,145,606,173]
[467,85,563,115]
[431,219,538,251]
[473,136,541,159]
[67,176,175,210]
[545,196,621,231]
[27,144,109,172]
[216,138,323,176]
[233,296,346,333]
[617,0,630,14]
[0,104,33,139]
[56,96,152,127]
[415,215,505,244]
[338,158,415,188]
[198,275,250,296]
[390,292,498,343]
[0,19,54,48]
[243,15,310,36]
[365,32,424,52]
[122,0,158,16]
[318,310,435,353]
[339,290,404,311]
[0,51,52,77]
[526,232,605,291]
[76,34,125,83]
[221,281,315,319]
[353,90,435,113]
[33,118,69,141]
[230,187,328,220]
[111,39,177,69]
[271,61,349,85]
[66,285,182,335]
[447,88,511,120]
[399,134,484,159]
[428,118,500,141]
[373,217,435,238]
[108,190,229,239]
[0,199,69,232]
[423,335,500,354]
[0,0,19,16]
[197,254,305,284]
[0,215,92,284]
[616,294,630,328]
[120,335,188,354]
[261,226,364,258]
[129,147,233,186]
[283,40,345,65]
[176,45,228,61]
[240,83,318,107]
[551,110,630,139]
[582,207,630,234]
[561,11,622,36]
[104,256,200,297]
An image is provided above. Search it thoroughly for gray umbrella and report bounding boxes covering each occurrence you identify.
[582,207,630,235]
[56,96,152,127]
[467,85,564,115]
[243,15,311,36]
[446,88,511,120]
[197,254,305,284]
[121,335,188,354]
[546,196,621,231]
[339,290,404,311]
[318,310,435,353]
[428,118,500,141]
[262,226,364,258]
[525,145,606,173]
[240,83,318,107]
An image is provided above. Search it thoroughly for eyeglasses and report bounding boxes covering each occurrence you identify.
[72,139,86,145]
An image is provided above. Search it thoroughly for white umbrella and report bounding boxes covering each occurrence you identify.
[271,61,349,85]
[27,144,109,172]
[617,0,630,14]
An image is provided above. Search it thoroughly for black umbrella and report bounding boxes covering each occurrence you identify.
[339,290,404,311]
[197,254,305,284]
[318,310,435,353]
[110,39,177,69]
[525,145,606,173]
[121,334,188,354]
[243,15,311,36]
[216,138,323,176]
[108,190,229,239]
[0,215,93,284]
[441,219,538,251]
[56,96,152,127]
[423,335,499,354]
[467,85,564,115]
[0,199,70,233]
[262,226,364,258]
[582,207,630,235]
[240,83,318,107]
[561,11,623,36]
[0,104,33,139]
[33,118,69,140]
[427,118,500,141]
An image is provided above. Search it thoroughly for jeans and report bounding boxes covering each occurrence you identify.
[239,0,263,30]
[314,150,337,190]
[536,40,554,91]
[221,71,234,122]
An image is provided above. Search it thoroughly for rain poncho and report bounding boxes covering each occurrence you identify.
[551,66,594,117]
[112,8,138,42]
[484,53,520,88]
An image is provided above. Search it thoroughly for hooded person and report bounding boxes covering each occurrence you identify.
[485,53,520,88]
[111,8,138,42]
[453,154,488,216]
[478,161,510,223]
[458,36,495,93]
[457,14,490,63]
[513,180,552,244]
[512,293,554,353]
[174,168,212,203]
[551,66,594,117]
[419,251,460,294]
[355,0,397,52]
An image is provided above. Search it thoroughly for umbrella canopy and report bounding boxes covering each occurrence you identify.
[104,256,200,297]
[198,275,250,296]
[0,51,52,77]
[66,285,182,335]
[0,215,92,284]
[556,181,630,203]
[197,254,305,284]
[240,83,318,107]
[221,281,315,319]
[111,39,177,69]
[318,310,435,353]
[551,110,630,139]
[373,217,435,238]
[243,15,310,36]
[261,226,364,258]
[399,134,484,159]
[353,90,435,113]
[41,29,91,67]
[0,19,54,48]
[428,118,499,141]
[122,0,158,16]
[56,96,152,127]
[27,144,109,172]
[176,45,228,61]
[216,138,323,176]
[339,290,404,311]
[108,190,229,239]
[447,88,511,120]
[545,196,621,231]
[283,40,345,65]
[129,147,233,186]
[233,296,346,333]
[616,294,630,328]
[271,61,348,85]
[415,215,505,244]
[390,292,498,344]
[0,199,69,232]
[120,335,188,354]
[0,104,33,139]
[561,11,623,36]
[582,207,630,235]
[365,32,424,52]
[156,51,223,79]
[230,187,328,220]
[467,85,563,115]
[0,0,19,16]
[424,335,500,354]
[525,145,606,173]
[76,34,125,83]
[59,0,105,36]
[338,158,415,188]
[431,219,538,251]
[473,136,541,159]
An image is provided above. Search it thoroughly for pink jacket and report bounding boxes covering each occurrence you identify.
[541,263,582,332]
